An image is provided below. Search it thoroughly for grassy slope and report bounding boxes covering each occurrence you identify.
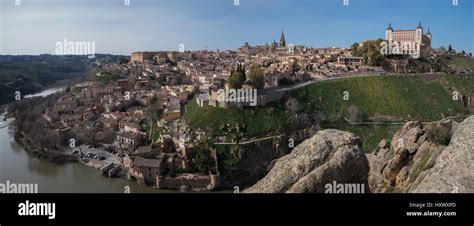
[440,74,474,96]
[291,75,467,122]
[185,98,291,137]
[184,75,472,151]
[438,56,474,72]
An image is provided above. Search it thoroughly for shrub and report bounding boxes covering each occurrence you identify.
[425,124,451,145]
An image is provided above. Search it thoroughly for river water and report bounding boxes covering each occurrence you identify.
[0,88,163,193]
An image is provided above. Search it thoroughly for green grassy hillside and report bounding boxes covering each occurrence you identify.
[184,75,473,139]
[440,74,474,96]
[291,75,469,122]
[436,56,474,72]
[185,98,291,137]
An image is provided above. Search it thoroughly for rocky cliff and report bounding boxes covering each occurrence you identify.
[242,116,473,193]
[244,129,369,193]
[411,116,474,193]
[367,116,474,193]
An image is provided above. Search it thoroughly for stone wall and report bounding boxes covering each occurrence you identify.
[156,174,212,191]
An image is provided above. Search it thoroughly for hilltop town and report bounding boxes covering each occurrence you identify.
[33,31,373,191]
[12,25,473,192]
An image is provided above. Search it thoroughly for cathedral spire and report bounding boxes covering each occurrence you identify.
[279,30,286,48]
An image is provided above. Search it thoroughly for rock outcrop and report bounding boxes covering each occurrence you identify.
[219,125,320,187]
[367,120,437,192]
[411,116,474,193]
[367,117,474,193]
[244,129,369,193]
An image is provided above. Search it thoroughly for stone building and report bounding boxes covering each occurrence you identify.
[336,56,363,67]
[116,132,145,151]
[130,51,165,63]
[385,22,432,58]
[128,155,165,186]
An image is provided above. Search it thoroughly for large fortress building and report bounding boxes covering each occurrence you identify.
[385,22,432,58]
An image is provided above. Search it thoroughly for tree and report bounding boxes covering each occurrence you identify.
[448,44,455,54]
[290,62,300,76]
[144,104,164,144]
[228,64,246,89]
[351,39,384,66]
[191,133,215,174]
[247,65,265,89]
[351,42,360,55]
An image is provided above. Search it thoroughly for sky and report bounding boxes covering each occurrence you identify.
[0,0,473,55]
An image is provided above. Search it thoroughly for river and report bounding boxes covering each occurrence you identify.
[0,88,164,193]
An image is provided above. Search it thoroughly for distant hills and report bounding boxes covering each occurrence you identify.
[0,54,127,105]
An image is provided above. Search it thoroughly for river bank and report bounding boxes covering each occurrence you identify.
[14,132,79,165]
[0,88,168,193]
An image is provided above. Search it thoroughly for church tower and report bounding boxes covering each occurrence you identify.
[415,21,423,43]
[385,22,393,41]
[415,21,423,53]
[279,30,286,48]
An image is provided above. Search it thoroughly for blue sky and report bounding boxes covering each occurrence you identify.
[0,0,472,55]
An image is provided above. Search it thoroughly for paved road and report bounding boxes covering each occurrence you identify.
[214,134,284,145]
[273,72,381,92]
